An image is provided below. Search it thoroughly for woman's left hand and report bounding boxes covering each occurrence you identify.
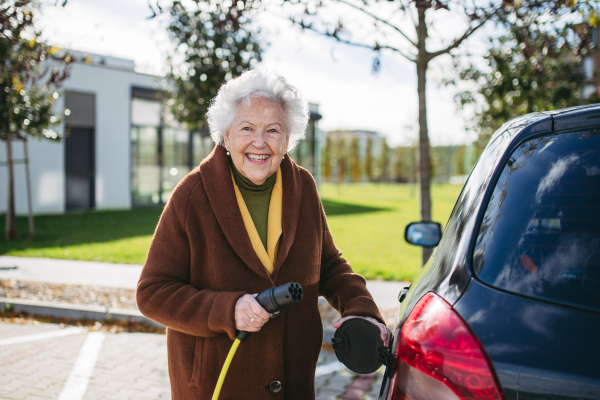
[333,316,392,346]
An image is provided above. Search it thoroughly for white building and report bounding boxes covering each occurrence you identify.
[0,52,322,215]
[0,52,214,215]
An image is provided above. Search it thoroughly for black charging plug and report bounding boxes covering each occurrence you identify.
[235,282,303,341]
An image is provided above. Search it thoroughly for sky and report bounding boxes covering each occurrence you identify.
[34,0,489,146]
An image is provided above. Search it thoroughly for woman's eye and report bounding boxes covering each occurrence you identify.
[242,127,250,131]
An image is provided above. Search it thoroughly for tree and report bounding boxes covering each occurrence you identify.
[394,145,405,182]
[334,135,347,185]
[0,0,72,240]
[153,1,263,131]
[323,134,332,181]
[350,135,359,182]
[452,10,600,153]
[380,138,390,182]
[365,135,372,181]
[455,144,466,176]
[285,0,599,264]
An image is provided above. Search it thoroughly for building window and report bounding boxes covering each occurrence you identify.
[130,89,216,207]
[131,125,160,205]
[162,127,190,203]
[193,132,215,166]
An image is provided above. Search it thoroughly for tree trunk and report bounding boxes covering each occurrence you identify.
[5,132,18,240]
[24,137,34,236]
[417,6,432,265]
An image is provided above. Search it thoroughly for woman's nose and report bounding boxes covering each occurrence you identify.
[252,131,267,148]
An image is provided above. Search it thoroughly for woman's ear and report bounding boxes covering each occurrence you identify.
[223,131,230,151]
[282,133,290,154]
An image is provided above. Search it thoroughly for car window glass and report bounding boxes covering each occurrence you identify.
[473,130,600,313]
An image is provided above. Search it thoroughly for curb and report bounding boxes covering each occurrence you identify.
[0,297,165,328]
[0,297,337,344]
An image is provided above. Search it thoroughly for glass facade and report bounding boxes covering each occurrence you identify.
[193,132,215,166]
[162,127,190,203]
[289,103,322,181]
[131,126,160,205]
[130,93,213,207]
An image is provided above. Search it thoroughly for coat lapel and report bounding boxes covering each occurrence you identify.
[272,156,302,278]
[200,145,272,281]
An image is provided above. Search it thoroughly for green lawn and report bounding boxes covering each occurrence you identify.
[0,183,463,281]
[319,183,462,281]
[0,208,163,265]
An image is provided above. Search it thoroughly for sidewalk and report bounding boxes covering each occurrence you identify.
[0,256,408,311]
[0,256,407,399]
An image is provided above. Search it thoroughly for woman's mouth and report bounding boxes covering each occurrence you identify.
[246,154,270,163]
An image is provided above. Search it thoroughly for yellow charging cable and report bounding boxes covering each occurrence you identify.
[211,283,303,400]
[211,338,241,400]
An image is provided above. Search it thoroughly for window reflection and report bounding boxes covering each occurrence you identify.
[193,132,214,166]
[130,94,215,206]
[131,126,160,206]
[474,130,600,312]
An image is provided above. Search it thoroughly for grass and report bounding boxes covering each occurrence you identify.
[319,183,462,281]
[0,208,163,264]
[0,183,463,281]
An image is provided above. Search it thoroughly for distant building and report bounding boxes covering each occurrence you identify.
[288,102,322,180]
[0,52,321,215]
[323,130,383,182]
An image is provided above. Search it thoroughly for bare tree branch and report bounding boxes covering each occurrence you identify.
[289,16,417,62]
[408,4,418,33]
[336,0,417,47]
[427,4,504,61]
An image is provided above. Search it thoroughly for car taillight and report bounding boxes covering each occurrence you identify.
[388,292,504,400]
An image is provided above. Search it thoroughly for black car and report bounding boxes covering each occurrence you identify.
[379,105,600,400]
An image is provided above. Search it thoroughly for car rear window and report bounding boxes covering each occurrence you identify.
[473,130,600,313]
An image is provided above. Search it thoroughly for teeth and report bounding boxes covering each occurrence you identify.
[248,154,270,161]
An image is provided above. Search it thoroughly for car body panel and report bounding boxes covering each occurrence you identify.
[454,278,600,400]
[553,104,600,132]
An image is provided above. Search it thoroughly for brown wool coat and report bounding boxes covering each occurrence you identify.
[136,145,384,400]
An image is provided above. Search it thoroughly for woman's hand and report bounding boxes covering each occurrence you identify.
[235,294,271,332]
[333,316,392,346]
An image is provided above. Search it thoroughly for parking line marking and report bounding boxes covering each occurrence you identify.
[0,327,86,346]
[58,331,106,400]
[315,361,346,377]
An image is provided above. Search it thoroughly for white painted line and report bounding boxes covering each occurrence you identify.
[0,327,86,346]
[58,331,106,400]
[315,361,346,377]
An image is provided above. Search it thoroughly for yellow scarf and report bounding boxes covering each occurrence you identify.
[231,167,283,275]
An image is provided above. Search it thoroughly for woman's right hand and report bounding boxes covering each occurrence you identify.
[235,294,270,332]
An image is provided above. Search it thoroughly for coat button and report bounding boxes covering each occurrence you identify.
[269,380,282,393]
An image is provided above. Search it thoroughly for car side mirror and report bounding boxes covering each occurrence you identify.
[405,222,442,248]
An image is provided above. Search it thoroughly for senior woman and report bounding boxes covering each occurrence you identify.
[137,70,390,400]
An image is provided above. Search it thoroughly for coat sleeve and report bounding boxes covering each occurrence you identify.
[317,201,385,325]
[136,179,245,340]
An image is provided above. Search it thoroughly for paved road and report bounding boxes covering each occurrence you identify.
[0,321,384,400]
[0,256,397,399]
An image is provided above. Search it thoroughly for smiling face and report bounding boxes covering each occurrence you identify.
[224,97,289,185]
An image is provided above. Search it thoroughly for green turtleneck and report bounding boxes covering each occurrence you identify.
[231,161,276,250]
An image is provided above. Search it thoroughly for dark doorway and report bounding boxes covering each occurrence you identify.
[65,127,95,211]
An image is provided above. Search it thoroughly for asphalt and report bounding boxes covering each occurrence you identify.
[0,256,408,399]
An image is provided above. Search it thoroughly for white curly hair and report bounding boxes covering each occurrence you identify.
[206,70,309,152]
